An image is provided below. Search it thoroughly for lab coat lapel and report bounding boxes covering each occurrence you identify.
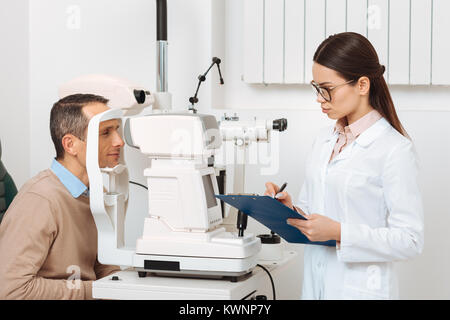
[328,141,353,164]
[328,118,391,165]
[320,128,338,168]
[319,130,338,187]
[310,130,337,214]
[354,117,391,148]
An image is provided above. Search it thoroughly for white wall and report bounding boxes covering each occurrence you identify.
[1,0,449,299]
[0,0,29,188]
[27,0,214,177]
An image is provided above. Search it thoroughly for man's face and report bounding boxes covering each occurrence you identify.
[81,103,125,168]
[97,118,124,168]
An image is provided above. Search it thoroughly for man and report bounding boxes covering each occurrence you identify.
[0,94,123,299]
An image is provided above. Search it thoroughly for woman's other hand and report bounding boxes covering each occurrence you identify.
[287,214,341,242]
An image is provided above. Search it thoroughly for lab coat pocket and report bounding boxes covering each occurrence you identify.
[341,263,390,300]
[342,285,389,300]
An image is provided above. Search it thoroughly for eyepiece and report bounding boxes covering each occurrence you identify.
[134,90,146,104]
[272,118,287,132]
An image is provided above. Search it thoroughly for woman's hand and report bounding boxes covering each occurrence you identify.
[264,182,294,209]
[287,214,341,242]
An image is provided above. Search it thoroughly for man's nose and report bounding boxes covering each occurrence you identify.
[113,131,125,147]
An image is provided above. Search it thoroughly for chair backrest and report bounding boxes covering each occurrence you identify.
[0,140,18,224]
[0,162,6,216]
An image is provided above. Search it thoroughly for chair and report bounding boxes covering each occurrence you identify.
[0,139,18,224]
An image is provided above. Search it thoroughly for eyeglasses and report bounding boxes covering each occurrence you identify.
[310,79,355,102]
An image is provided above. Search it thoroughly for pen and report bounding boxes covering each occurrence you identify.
[274,182,287,199]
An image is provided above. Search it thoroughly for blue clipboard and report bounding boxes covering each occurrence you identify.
[215,194,336,247]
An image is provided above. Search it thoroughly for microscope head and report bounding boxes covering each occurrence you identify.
[124,113,222,161]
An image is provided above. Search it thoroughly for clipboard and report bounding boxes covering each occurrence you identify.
[215,194,336,247]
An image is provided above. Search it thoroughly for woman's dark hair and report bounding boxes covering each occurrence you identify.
[313,32,408,137]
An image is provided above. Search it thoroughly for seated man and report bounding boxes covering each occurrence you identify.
[0,94,123,299]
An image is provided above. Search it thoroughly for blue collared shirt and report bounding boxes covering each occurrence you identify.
[50,159,89,198]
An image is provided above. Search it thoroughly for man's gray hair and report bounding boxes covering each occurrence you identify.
[50,94,109,160]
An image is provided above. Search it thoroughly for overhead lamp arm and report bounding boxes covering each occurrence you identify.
[189,57,224,113]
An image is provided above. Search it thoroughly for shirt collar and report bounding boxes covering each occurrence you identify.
[334,109,382,138]
[50,159,89,198]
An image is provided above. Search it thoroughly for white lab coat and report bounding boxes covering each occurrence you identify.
[296,117,424,299]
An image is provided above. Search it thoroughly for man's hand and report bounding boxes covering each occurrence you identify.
[287,214,341,242]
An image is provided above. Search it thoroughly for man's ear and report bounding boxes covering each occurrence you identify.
[357,76,371,96]
[61,134,79,157]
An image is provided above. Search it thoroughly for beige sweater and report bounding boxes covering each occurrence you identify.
[0,169,120,299]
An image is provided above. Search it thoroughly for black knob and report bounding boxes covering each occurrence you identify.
[272,118,288,132]
[255,295,267,300]
[189,97,199,104]
[111,276,119,281]
[134,90,146,104]
[257,233,281,244]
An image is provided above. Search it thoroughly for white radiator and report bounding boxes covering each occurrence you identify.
[243,0,450,85]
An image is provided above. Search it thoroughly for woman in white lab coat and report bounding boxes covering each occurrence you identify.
[265,32,424,299]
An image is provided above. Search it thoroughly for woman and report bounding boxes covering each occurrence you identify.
[265,32,424,299]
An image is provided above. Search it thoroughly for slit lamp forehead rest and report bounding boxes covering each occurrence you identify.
[58,74,154,111]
